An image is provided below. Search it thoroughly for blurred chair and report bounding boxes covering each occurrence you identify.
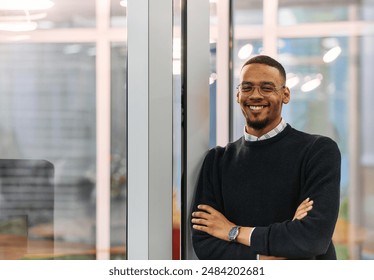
[0,159,54,259]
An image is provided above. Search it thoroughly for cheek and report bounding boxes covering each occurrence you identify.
[273,102,284,114]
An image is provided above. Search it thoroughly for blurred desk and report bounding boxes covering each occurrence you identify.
[0,234,27,260]
[333,218,367,259]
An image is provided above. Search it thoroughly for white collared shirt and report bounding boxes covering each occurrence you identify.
[244,118,287,142]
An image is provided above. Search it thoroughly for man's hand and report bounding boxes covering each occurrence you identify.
[293,197,313,221]
[191,204,235,242]
[258,198,314,260]
[192,199,314,260]
[258,255,286,260]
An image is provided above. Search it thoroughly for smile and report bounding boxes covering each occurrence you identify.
[249,105,266,111]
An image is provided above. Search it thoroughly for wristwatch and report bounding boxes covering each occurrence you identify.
[228,225,241,242]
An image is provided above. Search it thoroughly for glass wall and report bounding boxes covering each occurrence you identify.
[231,0,374,259]
[110,42,127,260]
[0,0,127,260]
[360,34,374,259]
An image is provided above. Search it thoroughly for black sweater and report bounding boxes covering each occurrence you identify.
[191,125,341,259]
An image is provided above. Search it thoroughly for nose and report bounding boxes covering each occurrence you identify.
[250,86,263,98]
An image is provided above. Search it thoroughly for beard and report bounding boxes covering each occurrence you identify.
[247,117,270,131]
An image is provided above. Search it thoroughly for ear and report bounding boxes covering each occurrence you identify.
[236,91,240,103]
[282,86,291,104]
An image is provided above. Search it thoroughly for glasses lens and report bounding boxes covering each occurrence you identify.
[260,85,276,96]
[239,84,283,96]
[241,85,252,92]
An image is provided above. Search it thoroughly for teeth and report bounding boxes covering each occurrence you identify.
[249,106,265,110]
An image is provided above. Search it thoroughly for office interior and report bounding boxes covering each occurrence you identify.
[0,0,373,260]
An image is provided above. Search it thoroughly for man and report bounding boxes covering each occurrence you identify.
[191,55,341,260]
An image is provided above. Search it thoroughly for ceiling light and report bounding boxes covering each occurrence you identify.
[0,0,55,11]
[301,75,323,92]
[286,74,300,89]
[323,46,342,63]
[238,44,253,60]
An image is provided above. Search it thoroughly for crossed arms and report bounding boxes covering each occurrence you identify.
[192,198,313,260]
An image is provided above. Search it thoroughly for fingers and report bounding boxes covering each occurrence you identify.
[259,255,286,260]
[191,205,216,221]
[196,204,216,214]
[191,205,215,228]
[191,204,218,222]
[191,205,231,239]
[294,211,307,220]
[191,213,212,228]
[298,198,314,210]
[192,224,208,233]
[297,199,314,212]
[293,198,314,221]
[192,210,210,220]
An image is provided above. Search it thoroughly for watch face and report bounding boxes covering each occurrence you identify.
[229,226,239,241]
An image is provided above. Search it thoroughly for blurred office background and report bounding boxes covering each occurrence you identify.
[0,0,373,260]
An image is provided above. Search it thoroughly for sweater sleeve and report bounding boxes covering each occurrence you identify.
[250,137,341,259]
[191,148,258,260]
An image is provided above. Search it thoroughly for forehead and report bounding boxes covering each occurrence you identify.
[240,63,283,83]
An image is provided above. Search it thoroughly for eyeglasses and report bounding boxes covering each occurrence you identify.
[236,82,285,97]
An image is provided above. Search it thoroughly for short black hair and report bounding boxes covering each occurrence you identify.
[242,55,286,81]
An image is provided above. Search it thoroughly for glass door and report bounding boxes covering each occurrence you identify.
[0,0,127,260]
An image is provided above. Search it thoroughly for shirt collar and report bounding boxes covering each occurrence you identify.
[244,119,287,142]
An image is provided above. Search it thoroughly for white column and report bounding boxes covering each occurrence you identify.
[216,0,230,146]
[182,0,210,259]
[95,0,111,260]
[148,0,173,260]
[127,0,173,260]
[263,0,278,57]
[127,0,149,259]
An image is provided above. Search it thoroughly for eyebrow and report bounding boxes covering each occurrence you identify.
[240,81,276,86]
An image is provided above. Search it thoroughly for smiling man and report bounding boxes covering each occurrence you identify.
[191,55,341,260]
[237,61,289,135]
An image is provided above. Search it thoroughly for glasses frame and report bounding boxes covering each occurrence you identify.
[236,83,286,97]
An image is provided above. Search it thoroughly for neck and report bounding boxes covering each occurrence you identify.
[245,118,282,137]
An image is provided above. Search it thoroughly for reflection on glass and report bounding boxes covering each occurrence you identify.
[0,0,127,261]
[43,1,96,28]
[233,0,263,25]
[360,35,374,260]
[0,0,96,30]
[278,0,349,25]
[280,37,350,259]
[359,0,374,20]
[0,160,53,259]
[0,0,55,31]
[172,0,181,260]
[111,0,127,27]
[279,0,374,24]
[0,43,96,259]
[110,42,127,260]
